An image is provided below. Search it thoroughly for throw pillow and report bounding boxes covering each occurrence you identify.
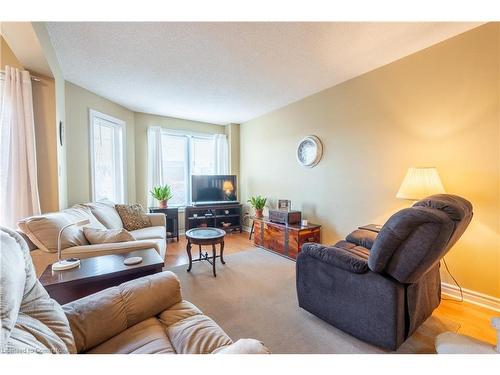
[114,204,151,231]
[83,227,135,244]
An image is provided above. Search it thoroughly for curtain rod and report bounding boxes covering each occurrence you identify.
[0,70,42,82]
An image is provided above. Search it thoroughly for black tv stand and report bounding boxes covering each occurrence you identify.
[185,203,242,233]
[192,201,240,206]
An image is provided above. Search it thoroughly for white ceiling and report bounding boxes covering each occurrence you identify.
[46,22,482,125]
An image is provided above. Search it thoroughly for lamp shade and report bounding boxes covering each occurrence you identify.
[222,180,234,192]
[396,167,445,200]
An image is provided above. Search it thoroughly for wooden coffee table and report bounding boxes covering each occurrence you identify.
[185,227,226,277]
[39,249,164,304]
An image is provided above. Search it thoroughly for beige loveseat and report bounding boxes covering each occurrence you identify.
[0,227,269,354]
[17,200,167,275]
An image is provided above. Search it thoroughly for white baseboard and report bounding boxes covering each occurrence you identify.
[441,282,500,312]
[242,225,251,233]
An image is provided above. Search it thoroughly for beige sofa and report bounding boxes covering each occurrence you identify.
[0,227,269,354]
[17,200,167,275]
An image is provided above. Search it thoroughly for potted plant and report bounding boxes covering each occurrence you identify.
[150,184,173,208]
[247,195,267,218]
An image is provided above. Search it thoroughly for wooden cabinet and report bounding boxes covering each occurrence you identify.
[252,218,321,260]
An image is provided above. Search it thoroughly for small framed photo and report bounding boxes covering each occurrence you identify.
[278,199,291,211]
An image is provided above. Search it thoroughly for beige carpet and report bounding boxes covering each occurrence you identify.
[166,248,459,354]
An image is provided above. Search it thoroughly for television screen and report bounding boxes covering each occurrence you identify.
[191,175,237,204]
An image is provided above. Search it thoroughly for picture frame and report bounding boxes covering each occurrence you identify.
[278,199,291,211]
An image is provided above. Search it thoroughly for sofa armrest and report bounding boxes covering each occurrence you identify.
[300,243,368,274]
[63,240,161,258]
[214,339,271,354]
[147,213,166,227]
[63,271,182,353]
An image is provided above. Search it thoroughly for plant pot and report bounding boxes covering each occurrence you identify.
[159,200,168,209]
[255,209,263,218]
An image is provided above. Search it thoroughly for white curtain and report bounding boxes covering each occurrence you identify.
[147,126,165,207]
[0,66,41,228]
[213,133,229,174]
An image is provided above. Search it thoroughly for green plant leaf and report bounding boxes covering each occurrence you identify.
[150,184,173,201]
[247,195,267,210]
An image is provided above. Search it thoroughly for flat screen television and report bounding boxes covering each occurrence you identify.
[191,175,238,205]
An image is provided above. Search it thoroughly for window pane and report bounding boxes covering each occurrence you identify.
[162,134,188,206]
[92,114,124,203]
[191,137,215,175]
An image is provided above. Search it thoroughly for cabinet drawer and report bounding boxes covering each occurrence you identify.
[298,229,321,248]
[263,223,286,254]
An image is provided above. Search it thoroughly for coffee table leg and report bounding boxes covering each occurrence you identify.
[212,244,217,277]
[220,240,225,265]
[186,240,192,272]
[198,244,202,260]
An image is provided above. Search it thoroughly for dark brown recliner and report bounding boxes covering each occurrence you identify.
[296,194,473,350]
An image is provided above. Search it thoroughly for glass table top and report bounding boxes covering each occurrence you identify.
[186,227,226,239]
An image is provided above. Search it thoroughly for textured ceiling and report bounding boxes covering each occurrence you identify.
[46,22,482,125]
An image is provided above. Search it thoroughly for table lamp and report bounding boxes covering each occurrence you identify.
[396,167,445,201]
[52,219,90,271]
[223,180,234,194]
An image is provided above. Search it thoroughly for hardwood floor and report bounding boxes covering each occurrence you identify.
[165,232,498,346]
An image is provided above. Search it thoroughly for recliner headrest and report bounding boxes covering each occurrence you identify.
[412,194,472,222]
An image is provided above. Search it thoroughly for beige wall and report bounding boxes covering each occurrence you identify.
[226,123,240,176]
[32,23,68,210]
[65,82,136,206]
[1,36,22,68]
[241,24,500,298]
[31,74,59,213]
[1,37,59,213]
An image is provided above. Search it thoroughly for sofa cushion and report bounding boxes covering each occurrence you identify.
[84,199,123,229]
[18,206,104,253]
[87,318,174,354]
[130,226,166,240]
[115,204,151,231]
[83,227,135,245]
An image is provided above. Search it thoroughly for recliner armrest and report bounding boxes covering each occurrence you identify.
[300,243,368,274]
[346,229,377,249]
[63,271,182,353]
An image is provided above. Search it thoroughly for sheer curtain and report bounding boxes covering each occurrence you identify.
[213,133,229,174]
[147,126,166,207]
[0,66,41,228]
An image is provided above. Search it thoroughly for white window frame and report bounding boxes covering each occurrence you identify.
[160,129,217,207]
[89,109,127,203]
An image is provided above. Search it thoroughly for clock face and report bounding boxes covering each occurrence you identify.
[297,136,323,168]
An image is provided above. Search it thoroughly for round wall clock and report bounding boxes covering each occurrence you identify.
[296,135,323,168]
